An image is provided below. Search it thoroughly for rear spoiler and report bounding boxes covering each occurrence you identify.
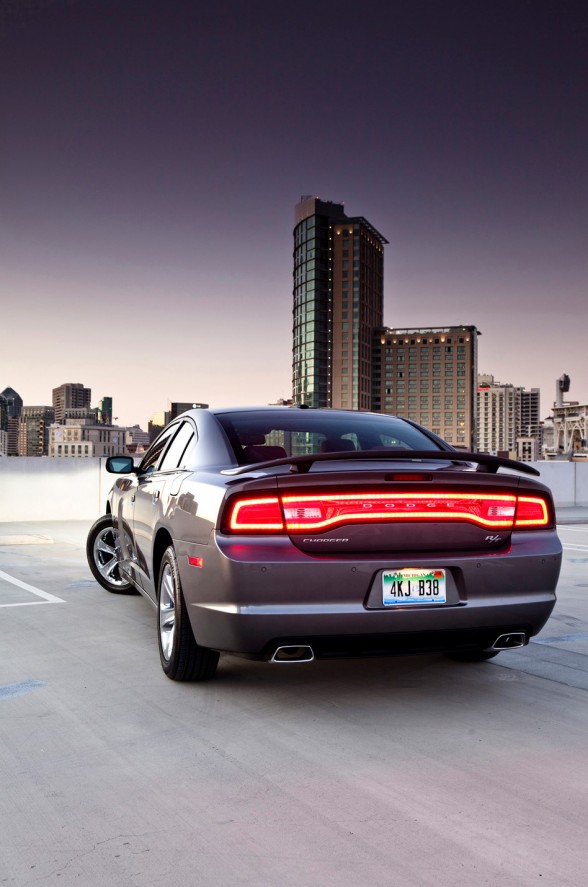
[222,450,541,477]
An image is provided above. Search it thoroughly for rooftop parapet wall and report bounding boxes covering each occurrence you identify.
[0,457,587,522]
[0,458,116,521]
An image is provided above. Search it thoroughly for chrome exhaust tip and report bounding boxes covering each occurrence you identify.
[491,632,527,651]
[271,645,315,663]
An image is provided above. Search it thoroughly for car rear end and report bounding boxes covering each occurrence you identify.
[183,461,561,662]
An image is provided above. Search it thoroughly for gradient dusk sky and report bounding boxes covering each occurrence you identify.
[1,0,587,428]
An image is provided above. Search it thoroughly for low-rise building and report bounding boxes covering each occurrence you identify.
[516,436,541,462]
[126,424,150,453]
[48,420,127,458]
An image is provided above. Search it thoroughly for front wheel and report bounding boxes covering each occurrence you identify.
[86,515,136,594]
[157,546,219,681]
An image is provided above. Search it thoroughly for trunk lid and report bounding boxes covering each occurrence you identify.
[275,467,523,555]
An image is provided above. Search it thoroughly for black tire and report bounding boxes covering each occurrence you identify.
[157,546,219,681]
[445,650,500,663]
[86,515,137,594]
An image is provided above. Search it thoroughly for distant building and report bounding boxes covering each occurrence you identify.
[293,196,387,409]
[18,406,55,456]
[476,375,541,459]
[0,388,23,455]
[0,387,23,419]
[147,403,208,442]
[148,411,166,443]
[520,388,541,439]
[477,375,520,455]
[126,424,150,453]
[63,408,98,423]
[48,420,127,458]
[52,383,91,424]
[548,402,588,456]
[97,397,113,425]
[0,393,7,456]
[7,417,19,455]
[516,436,541,462]
[373,326,479,449]
[166,402,208,422]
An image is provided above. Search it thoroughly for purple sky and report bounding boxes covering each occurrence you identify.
[1,0,587,428]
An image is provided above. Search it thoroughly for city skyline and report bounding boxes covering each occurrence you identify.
[1,1,587,428]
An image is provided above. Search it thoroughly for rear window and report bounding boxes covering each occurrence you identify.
[216,410,445,466]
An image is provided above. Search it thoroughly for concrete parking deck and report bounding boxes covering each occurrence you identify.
[1,518,588,886]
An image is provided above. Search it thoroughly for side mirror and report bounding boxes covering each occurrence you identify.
[106,455,136,474]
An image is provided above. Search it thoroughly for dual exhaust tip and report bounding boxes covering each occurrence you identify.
[270,632,527,663]
[491,632,527,650]
[271,645,315,663]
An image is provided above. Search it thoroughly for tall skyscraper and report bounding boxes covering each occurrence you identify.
[292,197,387,409]
[291,200,480,446]
[52,383,91,424]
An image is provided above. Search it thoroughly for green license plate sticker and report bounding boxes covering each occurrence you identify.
[382,569,446,606]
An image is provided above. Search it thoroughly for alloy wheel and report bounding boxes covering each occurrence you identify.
[159,562,176,661]
[92,525,128,588]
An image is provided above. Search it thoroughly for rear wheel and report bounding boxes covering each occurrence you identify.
[157,546,219,681]
[86,515,136,594]
[445,649,500,663]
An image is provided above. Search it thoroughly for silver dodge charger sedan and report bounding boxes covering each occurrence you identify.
[87,406,561,681]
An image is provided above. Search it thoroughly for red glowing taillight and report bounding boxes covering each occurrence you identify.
[228,497,284,532]
[224,492,552,533]
[514,496,550,527]
[280,493,520,530]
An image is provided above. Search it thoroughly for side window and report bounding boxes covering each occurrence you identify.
[139,424,180,473]
[159,422,195,471]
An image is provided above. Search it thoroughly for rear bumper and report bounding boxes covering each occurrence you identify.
[175,531,561,657]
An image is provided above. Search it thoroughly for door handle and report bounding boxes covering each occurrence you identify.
[152,490,160,502]
[131,494,135,503]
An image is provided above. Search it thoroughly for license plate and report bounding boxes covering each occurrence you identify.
[382,569,447,606]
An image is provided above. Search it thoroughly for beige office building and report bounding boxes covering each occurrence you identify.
[52,383,92,424]
[372,325,479,449]
[48,421,127,458]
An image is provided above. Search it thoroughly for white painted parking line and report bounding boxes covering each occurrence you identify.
[562,544,588,552]
[0,569,65,606]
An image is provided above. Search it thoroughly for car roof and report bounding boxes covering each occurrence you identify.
[196,406,402,418]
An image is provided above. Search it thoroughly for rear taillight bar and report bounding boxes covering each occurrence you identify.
[225,492,552,533]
